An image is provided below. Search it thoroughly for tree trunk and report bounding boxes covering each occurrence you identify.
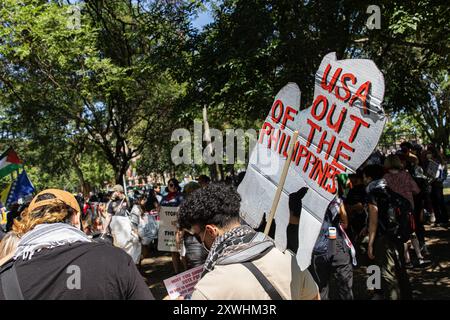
[115,162,129,186]
[218,163,225,181]
[209,164,218,182]
[73,159,87,195]
[228,164,235,178]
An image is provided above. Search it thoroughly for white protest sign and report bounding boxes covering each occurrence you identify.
[163,265,203,299]
[238,52,386,270]
[425,160,440,179]
[157,206,179,252]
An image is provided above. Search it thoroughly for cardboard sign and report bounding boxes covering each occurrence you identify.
[238,52,386,270]
[163,265,203,299]
[157,206,179,252]
[425,160,440,179]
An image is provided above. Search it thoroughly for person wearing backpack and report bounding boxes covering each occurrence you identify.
[177,183,319,300]
[102,184,129,237]
[383,155,430,268]
[104,185,140,264]
[345,171,369,249]
[308,192,355,300]
[363,164,412,300]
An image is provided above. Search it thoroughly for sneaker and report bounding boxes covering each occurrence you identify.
[421,245,431,257]
[429,213,436,224]
[416,259,432,268]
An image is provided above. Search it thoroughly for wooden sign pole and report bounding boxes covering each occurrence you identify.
[264,130,299,235]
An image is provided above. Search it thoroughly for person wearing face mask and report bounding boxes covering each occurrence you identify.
[101,184,129,239]
[177,181,208,270]
[177,183,320,300]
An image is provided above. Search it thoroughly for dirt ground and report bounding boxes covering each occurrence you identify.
[351,224,450,300]
[140,191,450,300]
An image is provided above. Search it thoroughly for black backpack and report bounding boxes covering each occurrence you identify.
[376,188,415,243]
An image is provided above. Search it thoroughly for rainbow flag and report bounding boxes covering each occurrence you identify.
[0,148,23,180]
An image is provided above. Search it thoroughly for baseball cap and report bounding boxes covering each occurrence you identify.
[28,189,81,214]
[113,184,124,193]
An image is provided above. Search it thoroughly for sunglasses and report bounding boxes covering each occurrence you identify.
[169,183,175,187]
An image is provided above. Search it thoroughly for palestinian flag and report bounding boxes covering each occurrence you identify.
[0,148,23,180]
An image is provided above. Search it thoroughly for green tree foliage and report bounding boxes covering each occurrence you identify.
[0,0,199,186]
[181,0,449,153]
[1,0,448,190]
[180,0,370,127]
[361,1,450,152]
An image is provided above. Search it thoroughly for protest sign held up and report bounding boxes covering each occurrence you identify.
[157,206,180,252]
[238,52,386,270]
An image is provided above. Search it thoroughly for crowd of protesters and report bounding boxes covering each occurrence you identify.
[0,141,448,300]
[319,141,449,300]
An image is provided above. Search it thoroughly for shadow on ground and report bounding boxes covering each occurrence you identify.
[139,252,173,300]
[141,199,450,300]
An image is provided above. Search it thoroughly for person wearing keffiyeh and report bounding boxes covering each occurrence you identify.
[177,183,319,300]
[0,189,153,300]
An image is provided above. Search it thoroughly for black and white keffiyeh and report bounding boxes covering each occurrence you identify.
[13,223,91,261]
[202,225,274,277]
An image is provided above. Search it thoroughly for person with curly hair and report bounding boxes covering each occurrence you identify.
[177,183,319,300]
[0,189,153,300]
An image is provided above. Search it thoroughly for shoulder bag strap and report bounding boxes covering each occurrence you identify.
[242,261,283,300]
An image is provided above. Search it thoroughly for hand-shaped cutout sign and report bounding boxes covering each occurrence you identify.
[238,52,386,270]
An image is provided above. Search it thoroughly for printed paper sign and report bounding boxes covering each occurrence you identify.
[425,160,440,179]
[163,265,203,299]
[238,52,386,270]
[157,206,179,252]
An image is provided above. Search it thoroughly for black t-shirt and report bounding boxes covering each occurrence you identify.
[367,188,393,237]
[346,185,367,206]
[0,242,154,300]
